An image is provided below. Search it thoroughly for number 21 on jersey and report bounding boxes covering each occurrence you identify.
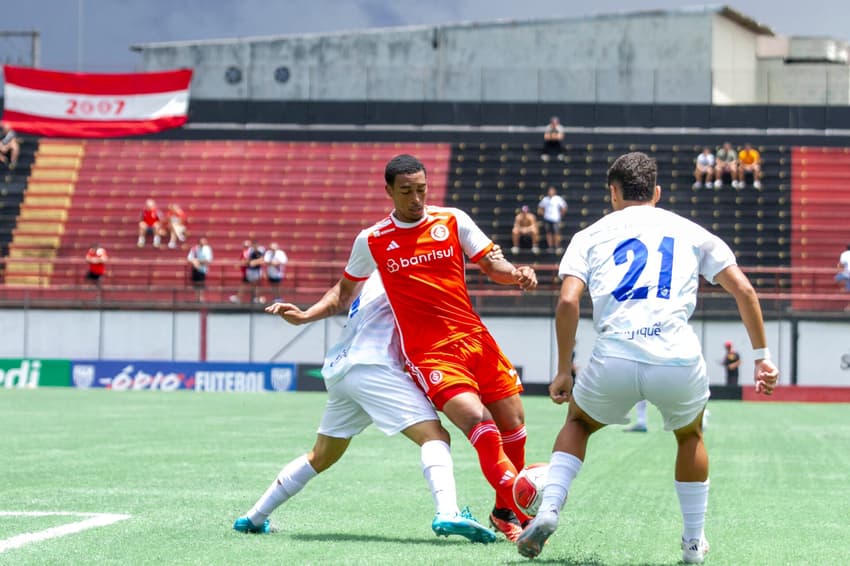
[611,236,674,302]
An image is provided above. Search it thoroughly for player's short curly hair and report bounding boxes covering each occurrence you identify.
[385,154,426,186]
[607,152,657,201]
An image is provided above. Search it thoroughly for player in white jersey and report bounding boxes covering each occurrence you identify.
[233,270,496,543]
[517,152,779,563]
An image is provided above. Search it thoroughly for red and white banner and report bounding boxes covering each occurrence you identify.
[2,66,192,137]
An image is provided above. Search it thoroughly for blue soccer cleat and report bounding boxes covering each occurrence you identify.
[432,506,497,544]
[233,516,271,534]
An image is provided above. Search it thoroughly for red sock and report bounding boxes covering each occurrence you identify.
[501,424,527,471]
[467,421,519,514]
[497,424,530,522]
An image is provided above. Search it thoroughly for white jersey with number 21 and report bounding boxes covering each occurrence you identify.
[559,206,736,365]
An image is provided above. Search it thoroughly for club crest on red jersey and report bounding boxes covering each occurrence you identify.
[430,224,450,242]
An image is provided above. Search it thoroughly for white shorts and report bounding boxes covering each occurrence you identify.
[572,354,710,431]
[317,364,438,438]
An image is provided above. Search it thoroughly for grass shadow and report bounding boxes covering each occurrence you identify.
[291,532,480,546]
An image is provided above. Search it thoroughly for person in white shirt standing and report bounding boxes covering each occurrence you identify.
[264,242,289,301]
[517,152,779,564]
[537,186,568,254]
[233,270,496,543]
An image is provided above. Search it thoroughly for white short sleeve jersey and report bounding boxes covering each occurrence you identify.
[559,206,736,365]
[264,249,288,279]
[839,249,850,274]
[538,195,567,223]
[696,153,715,167]
[321,272,402,381]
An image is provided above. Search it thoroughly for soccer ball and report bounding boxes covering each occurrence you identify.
[512,462,549,517]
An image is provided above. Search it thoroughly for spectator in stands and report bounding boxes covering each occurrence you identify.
[511,205,540,255]
[137,198,163,248]
[537,186,568,254]
[165,203,188,249]
[541,116,565,162]
[85,242,108,285]
[264,242,289,301]
[230,240,265,303]
[714,142,738,188]
[721,341,741,386]
[737,142,762,189]
[692,147,715,189]
[187,236,213,292]
[835,243,850,292]
[0,123,21,183]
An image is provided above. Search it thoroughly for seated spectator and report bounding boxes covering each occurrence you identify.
[230,240,265,303]
[713,141,738,188]
[0,123,20,183]
[264,242,289,301]
[187,236,213,299]
[737,142,762,188]
[165,203,188,249]
[137,198,163,248]
[511,205,540,255]
[85,242,108,285]
[541,116,565,162]
[692,147,715,189]
[835,243,850,293]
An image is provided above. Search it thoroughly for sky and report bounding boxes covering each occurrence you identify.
[3,0,849,71]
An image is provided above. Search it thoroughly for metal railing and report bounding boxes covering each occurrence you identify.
[1,257,848,316]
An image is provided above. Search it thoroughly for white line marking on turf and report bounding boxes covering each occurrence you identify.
[0,512,131,553]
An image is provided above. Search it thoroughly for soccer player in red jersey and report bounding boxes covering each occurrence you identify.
[267,154,537,540]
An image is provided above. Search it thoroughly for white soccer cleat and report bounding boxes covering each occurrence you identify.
[516,510,558,558]
[682,535,710,564]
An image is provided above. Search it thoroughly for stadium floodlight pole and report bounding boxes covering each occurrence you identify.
[32,30,40,68]
[77,0,84,71]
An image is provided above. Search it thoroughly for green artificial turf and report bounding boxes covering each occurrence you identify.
[0,389,847,565]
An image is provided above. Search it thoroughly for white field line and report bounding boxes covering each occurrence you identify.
[0,512,131,553]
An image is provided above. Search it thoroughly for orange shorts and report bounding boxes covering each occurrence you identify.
[406,332,523,410]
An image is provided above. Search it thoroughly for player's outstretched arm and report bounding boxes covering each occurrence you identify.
[265,277,362,326]
[714,265,779,395]
[477,251,537,291]
[551,275,585,404]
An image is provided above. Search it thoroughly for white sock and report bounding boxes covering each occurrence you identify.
[247,454,318,525]
[421,440,459,516]
[635,400,647,427]
[675,479,709,541]
[538,451,582,516]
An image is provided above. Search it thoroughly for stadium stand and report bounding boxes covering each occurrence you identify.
[1,140,451,301]
[791,146,850,309]
[447,141,792,294]
[0,137,35,260]
[2,136,849,312]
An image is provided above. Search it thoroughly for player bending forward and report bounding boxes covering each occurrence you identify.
[516,152,779,563]
[233,270,496,543]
